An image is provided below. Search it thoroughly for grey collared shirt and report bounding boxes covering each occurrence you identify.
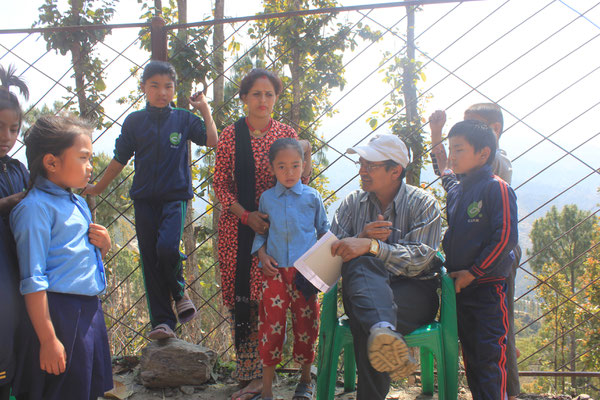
[330,182,442,279]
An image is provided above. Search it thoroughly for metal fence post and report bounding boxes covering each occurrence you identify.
[151,16,167,61]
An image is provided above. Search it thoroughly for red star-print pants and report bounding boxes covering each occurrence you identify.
[258,267,320,367]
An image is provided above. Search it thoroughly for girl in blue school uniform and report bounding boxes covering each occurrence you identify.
[0,65,30,400]
[10,115,113,400]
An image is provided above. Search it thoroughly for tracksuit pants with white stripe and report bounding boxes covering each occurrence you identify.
[457,281,509,400]
[134,199,187,330]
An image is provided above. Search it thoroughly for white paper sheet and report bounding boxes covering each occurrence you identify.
[293,230,343,293]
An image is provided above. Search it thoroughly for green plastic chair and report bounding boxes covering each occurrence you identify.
[316,266,458,400]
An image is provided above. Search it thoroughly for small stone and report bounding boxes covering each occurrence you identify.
[180,386,195,395]
[140,338,217,388]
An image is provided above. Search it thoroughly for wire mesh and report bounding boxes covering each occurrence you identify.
[2,0,600,395]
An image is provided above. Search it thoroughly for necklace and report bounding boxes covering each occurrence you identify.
[246,118,272,138]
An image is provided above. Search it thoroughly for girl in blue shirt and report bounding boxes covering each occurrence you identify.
[251,138,329,400]
[0,65,30,400]
[10,115,113,400]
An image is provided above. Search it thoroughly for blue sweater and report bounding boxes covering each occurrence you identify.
[0,156,28,383]
[0,156,28,204]
[114,104,207,201]
[442,165,518,285]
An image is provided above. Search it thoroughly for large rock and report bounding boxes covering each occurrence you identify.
[139,338,217,388]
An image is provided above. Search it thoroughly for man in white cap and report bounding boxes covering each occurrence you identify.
[330,133,442,400]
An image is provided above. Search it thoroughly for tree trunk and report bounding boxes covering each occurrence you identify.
[70,0,97,219]
[401,6,422,186]
[211,0,225,260]
[569,266,576,388]
[289,0,302,133]
[174,0,198,288]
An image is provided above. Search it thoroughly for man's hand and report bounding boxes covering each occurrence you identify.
[89,223,111,258]
[358,214,392,241]
[449,269,476,293]
[258,246,278,277]
[331,237,371,262]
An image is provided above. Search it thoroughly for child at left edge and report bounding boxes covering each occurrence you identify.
[10,115,113,400]
[83,60,218,340]
[0,65,30,400]
[251,138,329,400]
[441,120,518,400]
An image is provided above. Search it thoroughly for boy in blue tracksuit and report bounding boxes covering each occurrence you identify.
[441,120,518,400]
[84,61,218,340]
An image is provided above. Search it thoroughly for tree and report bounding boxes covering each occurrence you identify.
[91,152,134,229]
[367,6,429,187]
[36,0,117,128]
[527,204,597,393]
[248,0,379,205]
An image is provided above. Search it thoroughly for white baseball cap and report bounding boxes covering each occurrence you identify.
[347,134,410,168]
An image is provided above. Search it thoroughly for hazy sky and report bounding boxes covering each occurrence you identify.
[2,0,600,229]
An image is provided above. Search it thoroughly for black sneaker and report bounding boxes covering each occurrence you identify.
[367,327,418,379]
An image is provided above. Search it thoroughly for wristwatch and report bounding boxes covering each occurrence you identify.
[369,239,380,256]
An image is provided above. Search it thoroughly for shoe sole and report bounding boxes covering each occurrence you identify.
[368,328,416,379]
[389,356,418,380]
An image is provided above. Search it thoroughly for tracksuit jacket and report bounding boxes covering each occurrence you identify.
[112,104,207,330]
[114,104,207,201]
[442,164,518,284]
[442,164,518,400]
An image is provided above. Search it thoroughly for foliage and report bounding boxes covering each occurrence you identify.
[241,0,379,206]
[35,0,117,128]
[21,101,65,134]
[91,152,134,228]
[367,51,430,186]
[528,205,595,275]
[526,204,599,395]
[137,0,212,103]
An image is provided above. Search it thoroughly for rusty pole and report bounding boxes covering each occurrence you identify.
[150,16,167,61]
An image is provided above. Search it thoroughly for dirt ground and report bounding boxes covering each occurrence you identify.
[99,357,585,400]
[100,367,581,400]
[102,369,460,400]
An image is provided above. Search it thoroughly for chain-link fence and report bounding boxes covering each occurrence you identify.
[2,0,600,396]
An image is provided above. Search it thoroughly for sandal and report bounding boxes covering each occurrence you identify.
[292,382,314,400]
[176,294,197,324]
[231,388,261,400]
[148,323,176,340]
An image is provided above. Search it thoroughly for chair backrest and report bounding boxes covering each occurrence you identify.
[320,283,340,334]
[439,267,458,339]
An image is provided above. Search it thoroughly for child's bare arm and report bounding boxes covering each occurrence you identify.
[82,158,125,196]
[299,139,312,179]
[429,110,448,172]
[24,291,67,375]
[257,245,278,277]
[190,91,218,147]
[88,223,112,258]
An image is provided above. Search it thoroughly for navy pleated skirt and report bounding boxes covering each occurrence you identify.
[12,292,113,400]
